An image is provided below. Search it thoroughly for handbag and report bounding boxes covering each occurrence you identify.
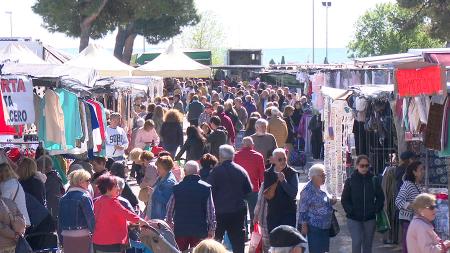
[249,223,262,253]
[263,181,278,200]
[372,177,390,233]
[0,198,32,253]
[329,209,340,237]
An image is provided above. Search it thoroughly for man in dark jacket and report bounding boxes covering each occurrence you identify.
[166,161,216,251]
[207,116,228,158]
[187,95,204,126]
[207,145,252,253]
[264,148,299,232]
[341,155,385,253]
[36,155,65,219]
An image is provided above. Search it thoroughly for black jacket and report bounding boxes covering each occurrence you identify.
[284,116,296,144]
[175,138,206,161]
[160,122,183,146]
[45,170,65,218]
[20,175,46,206]
[341,170,385,222]
[206,127,228,158]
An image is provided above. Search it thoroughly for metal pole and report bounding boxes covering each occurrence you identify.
[312,0,315,64]
[325,5,328,63]
[5,12,12,37]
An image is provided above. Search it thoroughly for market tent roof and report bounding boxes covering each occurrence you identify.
[2,63,98,87]
[354,53,422,67]
[93,76,164,97]
[321,86,353,100]
[65,44,134,77]
[0,43,47,64]
[133,44,211,78]
[350,84,394,98]
[42,44,72,64]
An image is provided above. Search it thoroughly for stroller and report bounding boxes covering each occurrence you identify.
[129,219,180,253]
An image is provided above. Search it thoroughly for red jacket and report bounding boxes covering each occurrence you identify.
[218,112,235,143]
[234,147,265,192]
[92,195,140,245]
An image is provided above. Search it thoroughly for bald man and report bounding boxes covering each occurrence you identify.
[234,137,265,229]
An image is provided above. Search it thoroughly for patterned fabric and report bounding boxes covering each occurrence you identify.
[254,183,270,253]
[0,246,15,253]
[298,181,333,230]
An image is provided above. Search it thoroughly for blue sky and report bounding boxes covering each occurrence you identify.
[0,0,393,50]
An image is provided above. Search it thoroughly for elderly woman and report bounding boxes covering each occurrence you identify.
[0,188,26,253]
[406,193,450,253]
[0,163,30,226]
[17,157,46,206]
[298,164,336,253]
[395,161,424,253]
[92,175,148,253]
[58,170,95,253]
[148,156,177,219]
[36,155,65,219]
[135,120,160,150]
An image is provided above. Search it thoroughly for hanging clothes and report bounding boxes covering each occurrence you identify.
[425,98,446,150]
[382,166,400,244]
[56,89,82,150]
[39,89,66,150]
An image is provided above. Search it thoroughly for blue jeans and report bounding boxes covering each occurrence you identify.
[347,218,376,253]
[307,225,330,253]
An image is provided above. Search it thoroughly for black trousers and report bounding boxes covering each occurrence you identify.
[189,119,199,126]
[215,209,246,253]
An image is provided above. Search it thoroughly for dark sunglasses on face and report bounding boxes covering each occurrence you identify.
[425,205,437,210]
[359,164,369,168]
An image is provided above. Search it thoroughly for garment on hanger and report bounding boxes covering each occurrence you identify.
[40,89,66,150]
[56,88,82,150]
[381,165,400,244]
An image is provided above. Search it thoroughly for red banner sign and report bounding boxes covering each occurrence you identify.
[395,65,445,97]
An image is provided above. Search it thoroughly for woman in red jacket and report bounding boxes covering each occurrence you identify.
[92,175,148,253]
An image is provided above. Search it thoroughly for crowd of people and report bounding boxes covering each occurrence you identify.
[0,78,449,253]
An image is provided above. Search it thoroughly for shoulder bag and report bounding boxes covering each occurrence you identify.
[0,198,32,253]
[329,209,340,237]
[372,177,390,233]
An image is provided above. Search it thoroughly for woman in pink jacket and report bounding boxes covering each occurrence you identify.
[135,120,160,150]
[406,193,450,253]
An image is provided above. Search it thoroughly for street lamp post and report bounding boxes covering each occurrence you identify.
[5,11,12,37]
[322,1,331,64]
[312,0,315,64]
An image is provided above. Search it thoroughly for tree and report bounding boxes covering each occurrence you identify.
[269,59,276,65]
[348,3,444,58]
[397,0,450,45]
[281,56,286,64]
[33,0,199,62]
[181,11,227,65]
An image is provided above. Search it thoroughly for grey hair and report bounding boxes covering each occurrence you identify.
[136,117,145,128]
[255,118,268,129]
[271,106,281,117]
[272,148,286,158]
[308,163,326,178]
[219,145,235,161]
[184,160,199,176]
[269,247,294,253]
[242,137,254,148]
[115,176,125,191]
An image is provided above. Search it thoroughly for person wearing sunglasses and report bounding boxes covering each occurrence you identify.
[264,148,299,233]
[395,161,424,253]
[406,193,450,253]
[341,155,385,253]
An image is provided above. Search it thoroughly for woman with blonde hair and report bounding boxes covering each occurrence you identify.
[17,157,46,206]
[406,193,450,253]
[58,170,95,253]
[0,162,30,226]
[161,109,184,157]
[152,105,165,136]
[193,239,228,253]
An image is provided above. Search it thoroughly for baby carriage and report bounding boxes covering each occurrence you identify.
[129,219,180,253]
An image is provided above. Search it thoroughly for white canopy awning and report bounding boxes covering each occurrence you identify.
[65,44,134,77]
[0,43,47,64]
[133,44,211,78]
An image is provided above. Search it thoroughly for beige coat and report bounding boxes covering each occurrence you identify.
[0,198,26,249]
[267,116,288,147]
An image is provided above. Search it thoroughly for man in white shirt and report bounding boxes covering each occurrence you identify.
[105,113,129,161]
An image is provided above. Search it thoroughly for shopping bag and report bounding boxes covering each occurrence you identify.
[249,223,262,253]
[329,209,340,237]
[376,210,391,233]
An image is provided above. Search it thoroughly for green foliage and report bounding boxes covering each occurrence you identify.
[182,11,226,50]
[281,56,286,64]
[348,3,444,58]
[269,59,276,65]
[398,0,450,43]
[32,0,199,44]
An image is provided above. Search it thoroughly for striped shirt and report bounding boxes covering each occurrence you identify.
[395,180,422,221]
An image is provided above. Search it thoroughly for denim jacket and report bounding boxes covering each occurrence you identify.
[149,171,177,219]
[58,187,95,233]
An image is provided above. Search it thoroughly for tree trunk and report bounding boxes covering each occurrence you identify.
[78,0,109,52]
[114,26,128,60]
[122,33,137,64]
